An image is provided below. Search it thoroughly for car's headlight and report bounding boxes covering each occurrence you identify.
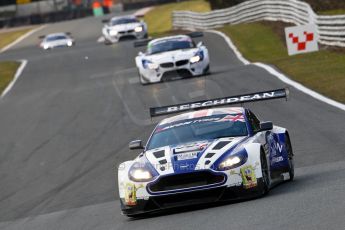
[109,30,118,36]
[190,50,204,64]
[128,162,156,182]
[219,156,241,170]
[134,26,143,32]
[43,44,49,50]
[67,41,73,46]
[216,149,248,171]
[142,60,158,70]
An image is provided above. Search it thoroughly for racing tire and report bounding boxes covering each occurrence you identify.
[139,72,149,85]
[285,133,294,181]
[260,149,270,195]
[104,38,112,45]
[203,64,210,75]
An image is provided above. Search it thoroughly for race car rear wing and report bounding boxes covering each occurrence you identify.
[134,31,204,47]
[187,31,204,38]
[149,88,289,117]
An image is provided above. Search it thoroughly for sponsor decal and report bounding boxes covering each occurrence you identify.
[272,156,284,163]
[176,151,198,161]
[124,183,144,206]
[155,114,244,133]
[240,165,258,189]
[150,88,288,117]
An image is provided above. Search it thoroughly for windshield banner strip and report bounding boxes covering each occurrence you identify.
[150,88,289,117]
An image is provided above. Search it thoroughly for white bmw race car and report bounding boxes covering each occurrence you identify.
[134,32,210,84]
[39,33,75,50]
[102,15,148,44]
[118,88,294,217]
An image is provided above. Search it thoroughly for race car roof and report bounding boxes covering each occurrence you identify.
[148,35,191,46]
[110,15,136,21]
[159,107,245,125]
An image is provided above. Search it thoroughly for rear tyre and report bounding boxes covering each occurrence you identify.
[260,149,270,195]
[285,133,294,181]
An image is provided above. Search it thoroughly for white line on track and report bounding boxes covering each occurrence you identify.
[0,25,46,53]
[207,30,345,112]
[1,59,28,99]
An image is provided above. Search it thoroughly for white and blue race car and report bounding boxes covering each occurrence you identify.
[134,32,210,84]
[118,89,294,217]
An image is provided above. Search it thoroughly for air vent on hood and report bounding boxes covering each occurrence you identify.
[212,141,231,150]
[153,150,165,158]
[159,159,167,164]
[205,152,216,158]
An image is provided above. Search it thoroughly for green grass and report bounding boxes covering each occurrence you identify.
[318,9,345,15]
[144,0,210,37]
[0,28,33,50]
[0,62,20,95]
[0,28,34,94]
[220,22,345,103]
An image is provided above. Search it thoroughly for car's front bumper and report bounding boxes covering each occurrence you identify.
[104,30,147,43]
[140,61,208,83]
[120,179,265,217]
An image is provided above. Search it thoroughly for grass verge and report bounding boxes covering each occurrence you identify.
[0,28,33,50]
[144,0,210,37]
[220,22,345,103]
[0,61,20,95]
[318,9,345,15]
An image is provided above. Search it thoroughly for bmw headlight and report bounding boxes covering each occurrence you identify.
[134,26,143,32]
[129,162,156,182]
[142,59,158,70]
[216,149,248,171]
[109,30,118,36]
[190,50,204,64]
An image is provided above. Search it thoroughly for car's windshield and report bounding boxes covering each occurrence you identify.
[111,18,138,26]
[147,38,195,55]
[46,35,67,41]
[146,113,248,150]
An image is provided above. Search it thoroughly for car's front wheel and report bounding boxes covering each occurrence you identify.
[285,133,294,181]
[203,64,210,75]
[260,149,270,195]
[139,72,149,85]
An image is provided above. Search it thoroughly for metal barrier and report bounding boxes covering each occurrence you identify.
[172,0,345,47]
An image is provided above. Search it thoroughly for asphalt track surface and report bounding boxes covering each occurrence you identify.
[0,15,345,230]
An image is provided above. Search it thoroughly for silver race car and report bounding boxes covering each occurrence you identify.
[134,32,210,85]
[102,15,148,44]
[39,33,75,50]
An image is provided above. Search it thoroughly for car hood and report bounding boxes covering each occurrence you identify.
[106,22,142,31]
[144,136,248,176]
[143,48,199,64]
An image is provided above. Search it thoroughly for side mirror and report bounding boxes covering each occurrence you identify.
[138,51,144,56]
[129,140,144,150]
[260,121,273,131]
[197,41,203,47]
